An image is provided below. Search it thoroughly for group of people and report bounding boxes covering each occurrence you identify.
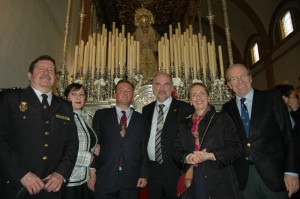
[0,55,299,199]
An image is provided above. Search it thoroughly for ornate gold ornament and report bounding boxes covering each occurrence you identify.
[134,6,155,27]
[19,101,27,112]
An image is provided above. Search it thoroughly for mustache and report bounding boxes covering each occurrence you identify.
[40,74,52,80]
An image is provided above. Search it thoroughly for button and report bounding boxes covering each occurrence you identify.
[45,132,49,135]
[22,116,26,119]
[6,181,9,184]
[45,121,49,124]
[247,143,251,147]
[245,157,249,160]
[44,143,48,147]
[43,156,47,160]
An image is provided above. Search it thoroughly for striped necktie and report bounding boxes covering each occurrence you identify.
[155,104,165,164]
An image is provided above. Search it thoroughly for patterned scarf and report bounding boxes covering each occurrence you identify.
[191,106,210,151]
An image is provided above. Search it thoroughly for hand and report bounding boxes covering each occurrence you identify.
[288,97,299,111]
[284,174,299,197]
[44,172,64,192]
[93,144,100,156]
[20,172,44,195]
[187,149,215,164]
[137,178,147,188]
[87,169,96,192]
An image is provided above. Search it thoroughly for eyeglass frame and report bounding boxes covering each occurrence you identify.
[228,73,251,84]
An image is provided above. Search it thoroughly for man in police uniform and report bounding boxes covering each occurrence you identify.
[0,55,78,199]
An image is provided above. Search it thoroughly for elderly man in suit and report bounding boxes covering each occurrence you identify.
[91,80,147,199]
[0,55,78,199]
[222,64,299,198]
[142,72,193,199]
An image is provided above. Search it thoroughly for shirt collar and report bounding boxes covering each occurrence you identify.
[156,96,172,109]
[235,88,254,104]
[31,86,53,103]
[115,106,131,116]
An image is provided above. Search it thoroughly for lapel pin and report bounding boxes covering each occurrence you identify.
[19,101,27,112]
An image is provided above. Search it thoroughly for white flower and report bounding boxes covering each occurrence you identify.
[114,77,121,85]
[74,79,83,84]
[99,78,106,86]
[192,79,202,83]
[94,80,101,86]
[172,77,182,87]
[134,74,143,81]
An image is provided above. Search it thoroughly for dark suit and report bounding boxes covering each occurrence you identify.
[92,107,147,198]
[0,86,78,199]
[142,98,192,198]
[222,89,296,192]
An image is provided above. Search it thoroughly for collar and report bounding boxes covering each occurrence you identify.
[235,88,254,104]
[31,86,53,103]
[156,96,172,109]
[115,106,132,116]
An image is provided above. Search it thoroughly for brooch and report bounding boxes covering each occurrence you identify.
[19,101,27,112]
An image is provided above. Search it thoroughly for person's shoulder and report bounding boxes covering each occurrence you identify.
[55,95,72,105]
[254,88,281,99]
[142,101,155,110]
[94,107,112,115]
[0,87,23,98]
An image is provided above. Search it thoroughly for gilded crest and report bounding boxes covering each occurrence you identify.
[19,101,27,112]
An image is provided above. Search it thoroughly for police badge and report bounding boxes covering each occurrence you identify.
[19,101,27,112]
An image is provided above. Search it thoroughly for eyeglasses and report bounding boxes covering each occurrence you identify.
[228,73,250,83]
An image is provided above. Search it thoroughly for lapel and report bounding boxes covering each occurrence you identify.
[126,109,137,138]
[48,95,61,117]
[249,89,261,132]
[21,86,43,117]
[111,107,120,130]
[147,102,155,126]
[229,98,248,141]
[162,98,178,139]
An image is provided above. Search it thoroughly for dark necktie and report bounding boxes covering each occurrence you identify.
[155,104,165,164]
[41,94,50,119]
[240,98,250,136]
[119,111,127,137]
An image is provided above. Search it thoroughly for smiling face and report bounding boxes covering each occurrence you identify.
[226,64,252,98]
[189,84,209,114]
[67,87,86,110]
[114,82,134,108]
[28,60,55,93]
[152,73,173,103]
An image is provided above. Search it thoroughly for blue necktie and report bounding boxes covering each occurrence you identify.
[240,98,250,136]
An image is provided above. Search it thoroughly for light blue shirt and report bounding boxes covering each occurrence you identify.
[115,106,132,126]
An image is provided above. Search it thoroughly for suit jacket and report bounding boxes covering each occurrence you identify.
[142,98,193,188]
[222,89,296,192]
[0,86,78,199]
[92,107,147,191]
[173,107,241,198]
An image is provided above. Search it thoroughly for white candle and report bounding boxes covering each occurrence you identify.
[101,45,105,75]
[137,41,140,73]
[218,45,224,79]
[73,46,78,78]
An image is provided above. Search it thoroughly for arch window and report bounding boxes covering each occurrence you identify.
[250,42,260,64]
[280,10,294,39]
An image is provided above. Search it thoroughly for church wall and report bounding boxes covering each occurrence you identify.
[0,0,80,89]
